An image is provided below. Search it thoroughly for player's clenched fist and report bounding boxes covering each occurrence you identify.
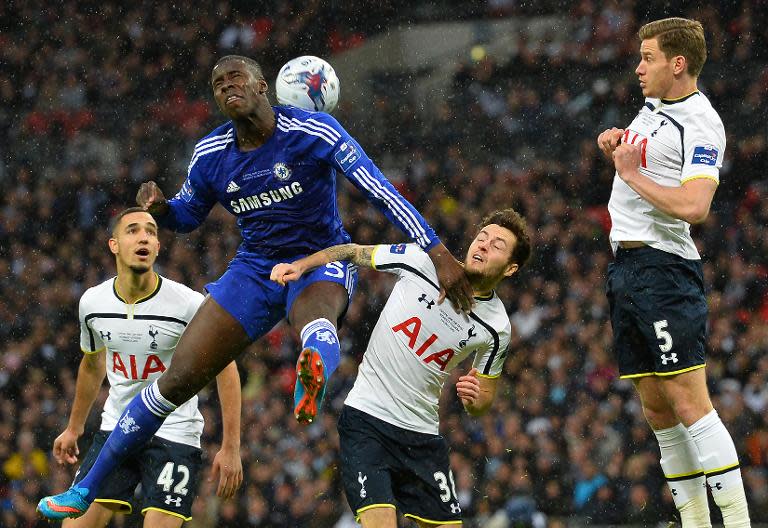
[456,368,481,406]
[612,142,643,181]
[271,263,305,286]
[136,181,170,216]
[597,127,625,160]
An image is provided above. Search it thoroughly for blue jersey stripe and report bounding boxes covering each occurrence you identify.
[352,166,429,246]
[355,166,429,246]
[306,117,341,141]
[187,140,233,174]
[277,115,339,146]
[194,129,233,153]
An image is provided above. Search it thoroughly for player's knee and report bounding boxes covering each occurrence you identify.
[669,398,713,427]
[642,403,678,430]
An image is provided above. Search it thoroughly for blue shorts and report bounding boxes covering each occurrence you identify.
[205,250,358,340]
[606,246,707,379]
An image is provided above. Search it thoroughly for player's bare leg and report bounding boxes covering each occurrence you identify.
[358,506,397,528]
[637,370,750,527]
[157,295,252,404]
[143,509,184,528]
[61,503,113,528]
[415,521,462,528]
[289,281,347,424]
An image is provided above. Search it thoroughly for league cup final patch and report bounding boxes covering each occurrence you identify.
[178,178,195,202]
[390,244,406,254]
[334,141,360,173]
[692,145,718,166]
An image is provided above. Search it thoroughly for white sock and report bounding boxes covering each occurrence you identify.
[654,423,711,527]
[688,410,751,528]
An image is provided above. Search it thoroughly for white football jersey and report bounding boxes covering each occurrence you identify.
[608,91,725,259]
[344,244,511,434]
[79,274,205,447]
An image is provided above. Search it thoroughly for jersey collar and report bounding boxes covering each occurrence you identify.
[113,273,162,304]
[660,91,699,105]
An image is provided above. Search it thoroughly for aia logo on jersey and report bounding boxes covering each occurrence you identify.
[113,353,166,380]
[392,316,454,371]
[622,129,648,168]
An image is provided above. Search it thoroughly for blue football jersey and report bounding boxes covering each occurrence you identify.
[160,106,439,258]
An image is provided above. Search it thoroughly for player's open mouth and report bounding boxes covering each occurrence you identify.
[135,248,150,257]
[472,254,484,263]
[226,95,243,104]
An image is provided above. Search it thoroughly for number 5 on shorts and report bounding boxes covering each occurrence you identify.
[653,320,673,353]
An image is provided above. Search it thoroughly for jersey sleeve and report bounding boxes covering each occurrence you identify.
[680,114,725,185]
[79,294,104,354]
[307,113,440,251]
[370,243,438,281]
[471,320,511,378]
[184,290,205,323]
[158,158,218,233]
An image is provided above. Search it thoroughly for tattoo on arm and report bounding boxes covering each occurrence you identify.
[319,244,375,269]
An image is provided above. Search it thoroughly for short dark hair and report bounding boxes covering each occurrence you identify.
[480,208,531,267]
[110,207,153,235]
[213,55,264,80]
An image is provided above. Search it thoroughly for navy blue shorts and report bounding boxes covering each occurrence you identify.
[205,249,357,340]
[606,246,707,379]
[74,431,202,520]
[338,406,463,524]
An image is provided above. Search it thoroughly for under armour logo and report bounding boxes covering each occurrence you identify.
[660,353,678,365]
[358,472,368,498]
[671,488,678,496]
[100,331,111,341]
[459,324,477,348]
[710,482,723,491]
[418,293,435,309]
[148,326,158,350]
[165,495,182,507]
[315,330,337,345]
[450,503,461,514]
[118,409,140,434]
[651,119,667,137]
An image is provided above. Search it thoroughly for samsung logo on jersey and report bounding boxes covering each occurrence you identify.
[231,182,304,213]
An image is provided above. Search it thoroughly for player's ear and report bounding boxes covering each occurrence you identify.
[257,79,268,95]
[503,262,519,278]
[108,237,119,256]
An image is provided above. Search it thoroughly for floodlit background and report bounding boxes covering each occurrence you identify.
[1,1,767,527]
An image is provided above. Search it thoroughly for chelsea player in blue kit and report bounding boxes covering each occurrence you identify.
[38,55,473,520]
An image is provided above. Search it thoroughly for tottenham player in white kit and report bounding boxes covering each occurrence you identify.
[598,18,750,528]
[49,208,243,527]
[272,209,531,527]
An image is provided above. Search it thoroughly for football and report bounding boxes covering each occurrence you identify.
[275,55,340,113]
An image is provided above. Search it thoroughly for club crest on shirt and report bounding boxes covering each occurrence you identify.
[273,162,292,181]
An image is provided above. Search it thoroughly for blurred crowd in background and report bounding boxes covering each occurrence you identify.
[2,1,768,527]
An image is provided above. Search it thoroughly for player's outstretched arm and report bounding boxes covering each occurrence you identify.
[211,361,243,499]
[270,244,376,286]
[53,351,106,465]
[456,368,498,417]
